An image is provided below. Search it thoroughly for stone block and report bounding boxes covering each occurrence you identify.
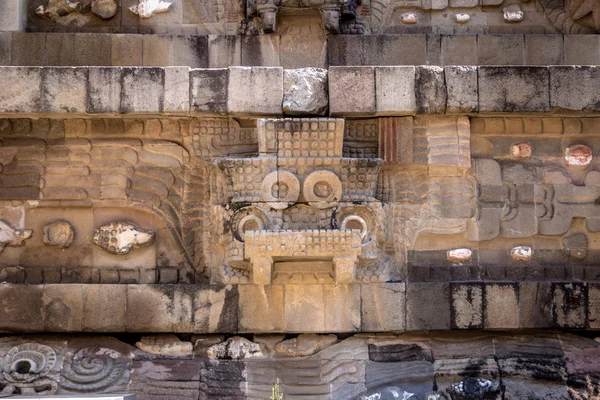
[283,68,328,116]
[0,67,42,112]
[43,284,83,331]
[42,67,88,113]
[111,34,143,66]
[194,284,238,333]
[451,283,483,329]
[564,35,600,65]
[406,282,451,330]
[238,285,284,333]
[127,285,193,332]
[329,66,375,116]
[208,35,241,68]
[415,66,446,114]
[361,283,405,332]
[328,35,427,66]
[10,32,45,66]
[142,35,172,67]
[375,66,416,115]
[426,33,442,65]
[588,283,600,329]
[284,284,325,332]
[88,67,122,114]
[485,283,518,329]
[227,67,283,116]
[477,34,525,65]
[479,66,549,112]
[171,35,209,68]
[0,0,24,31]
[445,66,478,113]
[164,66,190,113]
[74,33,111,66]
[190,68,228,113]
[241,35,280,67]
[552,282,588,329]
[280,27,327,68]
[0,32,10,65]
[82,284,126,331]
[121,67,165,113]
[550,66,600,112]
[525,35,564,65]
[45,33,76,66]
[0,283,44,331]
[441,35,477,65]
[324,284,360,332]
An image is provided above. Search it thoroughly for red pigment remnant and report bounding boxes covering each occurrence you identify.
[401,13,418,24]
[511,143,532,160]
[564,144,592,167]
[447,248,472,263]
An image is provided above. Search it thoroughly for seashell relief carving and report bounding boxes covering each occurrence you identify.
[36,0,119,25]
[129,0,172,18]
[92,221,155,255]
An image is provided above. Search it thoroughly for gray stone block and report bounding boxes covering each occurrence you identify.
[82,284,127,331]
[0,284,44,332]
[208,35,241,68]
[121,67,165,113]
[171,35,209,68]
[552,282,588,329]
[328,35,427,66]
[10,32,46,66]
[441,35,477,65]
[361,283,405,332]
[142,35,172,67]
[164,66,190,113]
[485,283,518,329]
[88,67,122,114]
[479,66,549,112]
[74,33,111,66]
[329,66,375,116]
[111,34,143,66]
[0,0,24,32]
[0,67,42,112]
[190,68,228,113]
[451,283,484,329]
[241,35,280,67]
[415,66,446,114]
[550,66,600,112]
[375,66,416,115]
[477,34,525,65]
[445,66,478,113]
[227,66,283,116]
[564,35,600,65]
[525,35,564,65]
[42,67,88,113]
[406,282,451,330]
[0,32,11,65]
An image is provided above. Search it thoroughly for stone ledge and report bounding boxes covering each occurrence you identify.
[1,66,599,117]
[0,281,598,334]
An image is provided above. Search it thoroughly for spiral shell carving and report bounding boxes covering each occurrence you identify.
[1,343,58,395]
[60,346,129,393]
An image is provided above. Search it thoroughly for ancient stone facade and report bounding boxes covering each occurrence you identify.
[0,0,600,399]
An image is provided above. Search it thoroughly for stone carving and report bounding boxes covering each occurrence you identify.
[540,0,600,33]
[92,221,154,255]
[283,68,328,116]
[129,0,172,18]
[455,13,470,23]
[246,0,347,33]
[207,337,265,360]
[43,221,74,248]
[0,343,59,395]
[214,118,387,284]
[275,334,338,357]
[135,335,193,356]
[447,378,501,400]
[357,387,415,400]
[446,248,472,263]
[0,221,32,253]
[60,346,129,394]
[36,0,119,25]
[400,13,418,24]
[503,4,524,22]
[511,245,532,261]
[565,144,593,167]
[511,143,532,160]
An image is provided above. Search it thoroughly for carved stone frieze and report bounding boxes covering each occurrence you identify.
[93,221,155,255]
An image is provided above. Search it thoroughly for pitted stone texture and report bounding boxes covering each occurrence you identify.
[451,283,483,329]
[275,334,337,357]
[375,66,416,115]
[136,334,193,356]
[207,336,265,360]
[42,67,88,113]
[445,66,478,113]
[190,68,228,113]
[329,66,375,116]
[283,68,328,116]
[227,67,283,116]
[0,68,42,112]
[415,66,446,114]
[121,67,165,113]
[479,67,550,112]
[88,67,122,114]
[550,66,600,112]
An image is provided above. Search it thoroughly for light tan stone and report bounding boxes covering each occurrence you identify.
[238,284,284,333]
[485,284,518,329]
[284,284,325,332]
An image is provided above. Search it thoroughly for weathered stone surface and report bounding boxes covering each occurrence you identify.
[42,67,88,113]
[88,67,121,114]
[275,334,337,356]
[207,336,265,360]
[283,68,328,116]
[82,284,127,332]
[445,66,478,113]
[361,283,405,332]
[0,283,44,332]
[479,67,549,112]
[415,66,446,114]
[0,67,42,112]
[375,66,416,115]
[406,283,451,330]
[238,284,284,333]
[550,66,600,112]
[227,66,283,115]
[121,67,165,113]
[451,283,483,329]
[164,66,190,113]
[190,68,228,113]
[485,283,518,329]
[329,66,375,116]
[136,334,194,356]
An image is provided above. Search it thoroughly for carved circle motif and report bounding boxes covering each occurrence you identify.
[61,346,128,393]
[340,215,368,240]
[334,205,377,244]
[303,170,342,206]
[232,207,271,242]
[261,170,300,209]
[1,343,58,395]
[564,144,592,167]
